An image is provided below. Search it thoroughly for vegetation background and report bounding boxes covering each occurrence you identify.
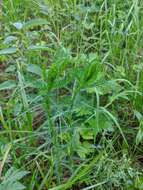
[0,0,143,189]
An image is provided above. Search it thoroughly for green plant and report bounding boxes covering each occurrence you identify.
[0,167,28,190]
[1,0,143,189]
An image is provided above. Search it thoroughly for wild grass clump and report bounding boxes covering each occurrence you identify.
[0,0,143,189]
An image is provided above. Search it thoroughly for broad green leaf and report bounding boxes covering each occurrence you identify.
[0,80,16,90]
[23,18,49,29]
[0,167,28,190]
[72,130,93,158]
[94,80,121,95]
[0,182,26,190]
[26,64,42,77]
[75,106,92,116]
[80,128,94,140]
[82,61,103,86]
[0,47,17,55]
[87,113,113,133]
[4,168,28,182]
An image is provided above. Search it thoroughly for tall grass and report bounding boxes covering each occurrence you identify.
[0,0,143,189]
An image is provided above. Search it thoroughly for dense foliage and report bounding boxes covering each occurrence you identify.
[0,0,143,189]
